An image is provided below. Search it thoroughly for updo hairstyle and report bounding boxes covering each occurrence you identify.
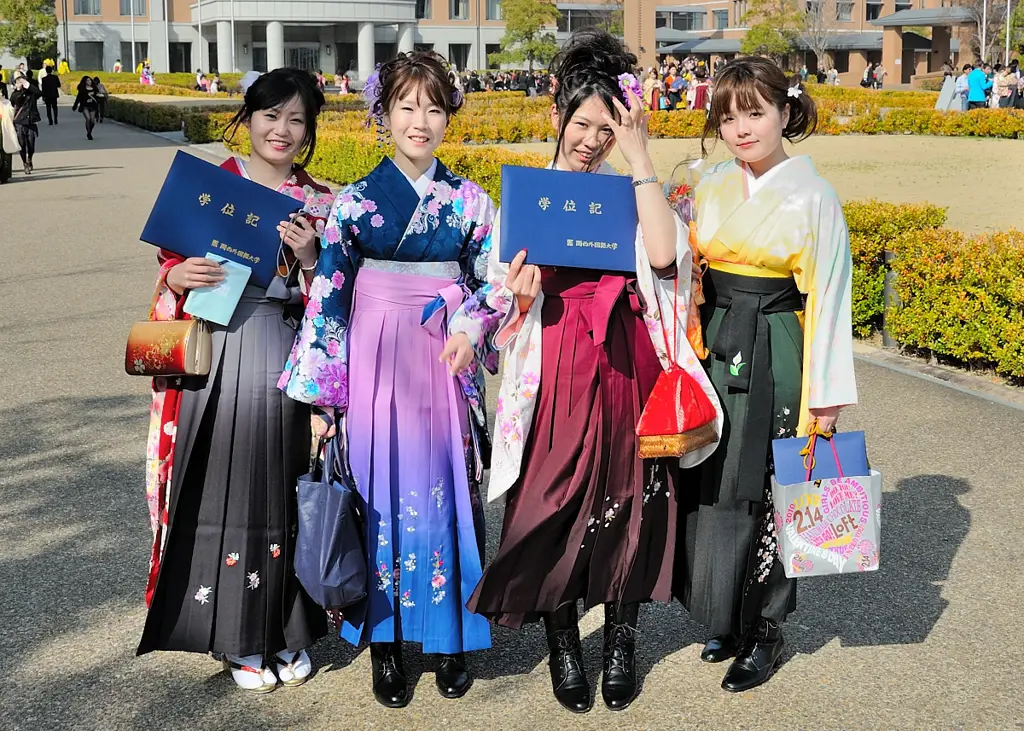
[373,50,464,124]
[548,27,638,170]
[701,56,817,157]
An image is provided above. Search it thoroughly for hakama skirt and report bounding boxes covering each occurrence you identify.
[340,266,490,655]
[681,270,801,636]
[138,287,327,658]
[468,269,679,629]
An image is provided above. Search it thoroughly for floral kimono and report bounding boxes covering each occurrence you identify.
[140,158,334,661]
[464,161,723,629]
[280,156,497,654]
[682,155,857,637]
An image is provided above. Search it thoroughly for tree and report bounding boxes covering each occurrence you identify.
[961,0,1012,62]
[740,0,804,62]
[0,0,58,61]
[800,0,842,71]
[596,0,625,37]
[488,0,561,71]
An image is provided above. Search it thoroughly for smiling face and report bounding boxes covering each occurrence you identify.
[718,91,788,166]
[551,94,617,172]
[247,93,308,166]
[385,84,448,166]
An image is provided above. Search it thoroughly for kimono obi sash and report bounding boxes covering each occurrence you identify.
[354,265,468,336]
[541,268,644,348]
[707,269,803,500]
[707,260,791,279]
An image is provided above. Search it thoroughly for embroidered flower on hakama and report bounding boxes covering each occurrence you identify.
[430,478,445,510]
[404,553,417,573]
[331,271,345,290]
[376,562,392,591]
[308,275,335,301]
[270,543,281,559]
[350,224,360,237]
[194,586,212,605]
[400,589,415,608]
[247,571,260,590]
[298,318,318,348]
[430,548,448,604]
[225,552,239,567]
[304,297,323,318]
[297,348,328,380]
[362,199,378,213]
[370,214,385,228]
[326,340,340,357]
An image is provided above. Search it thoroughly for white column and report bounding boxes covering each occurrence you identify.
[267,20,285,71]
[216,20,232,73]
[398,23,415,55]
[358,21,375,80]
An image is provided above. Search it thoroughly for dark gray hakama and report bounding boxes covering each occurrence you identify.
[138,286,327,658]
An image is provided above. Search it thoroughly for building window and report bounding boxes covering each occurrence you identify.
[832,50,850,72]
[449,43,471,71]
[557,8,617,32]
[74,0,101,15]
[416,0,432,20]
[655,10,706,31]
[74,41,103,69]
[714,9,729,28]
[487,0,503,20]
[836,2,853,21]
[865,1,882,20]
[168,42,191,73]
[120,41,149,67]
[120,0,146,15]
[895,1,911,9]
[450,0,469,20]
[486,43,501,67]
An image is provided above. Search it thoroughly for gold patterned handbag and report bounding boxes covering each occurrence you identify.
[124,286,212,377]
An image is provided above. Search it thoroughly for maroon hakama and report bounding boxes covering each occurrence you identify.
[468,269,680,629]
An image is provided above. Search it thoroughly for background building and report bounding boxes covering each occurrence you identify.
[23,0,973,87]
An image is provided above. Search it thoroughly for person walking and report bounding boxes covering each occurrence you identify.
[9,75,41,174]
[41,66,61,125]
[0,95,19,184]
[93,76,108,122]
[72,76,99,140]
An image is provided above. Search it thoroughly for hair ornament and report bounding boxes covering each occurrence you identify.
[617,72,644,109]
[787,85,804,99]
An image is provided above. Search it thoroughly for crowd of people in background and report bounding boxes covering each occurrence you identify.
[955,59,1023,110]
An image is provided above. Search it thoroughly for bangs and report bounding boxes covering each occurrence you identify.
[391,68,449,112]
[709,72,773,122]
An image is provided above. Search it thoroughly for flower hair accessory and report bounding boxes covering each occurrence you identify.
[362,64,384,126]
[787,85,804,99]
[617,72,644,109]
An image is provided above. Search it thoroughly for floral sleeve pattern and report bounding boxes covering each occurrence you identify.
[278,185,360,408]
[449,189,503,374]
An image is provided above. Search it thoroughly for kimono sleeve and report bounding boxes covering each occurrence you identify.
[449,192,510,374]
[278,188,359,409]
[795,190,858,420]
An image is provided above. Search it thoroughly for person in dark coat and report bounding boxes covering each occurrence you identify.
[71,76,99,140]
[41,66,61,124]
[93,76,109,122]
[9,75,41,174]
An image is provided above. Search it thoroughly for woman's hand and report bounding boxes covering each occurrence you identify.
[439,333,474,375]
[505,249,542,313]
[312,406,337,439]
[601,89,652,171]
[278,214,318,269]
[165,257,225,295]
[809,406,842,434]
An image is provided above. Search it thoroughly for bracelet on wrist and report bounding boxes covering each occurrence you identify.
[632,175,659,188]
[299,259,318,272]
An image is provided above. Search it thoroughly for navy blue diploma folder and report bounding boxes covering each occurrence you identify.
[499,165,638,273]
[140,151,305,287]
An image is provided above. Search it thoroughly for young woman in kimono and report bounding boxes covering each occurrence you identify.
[279,52,495,708]
[682,57,857,692]
[138,68,334,693]
[464,28,721,713]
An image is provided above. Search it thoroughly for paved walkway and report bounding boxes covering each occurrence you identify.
[1,104,1022,730]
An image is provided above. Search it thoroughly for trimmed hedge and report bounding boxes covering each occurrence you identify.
[107,97,239,132]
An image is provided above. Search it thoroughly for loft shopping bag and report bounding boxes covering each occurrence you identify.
[295,433,367,611]
[770,430,882,579]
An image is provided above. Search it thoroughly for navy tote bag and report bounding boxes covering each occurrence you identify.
[294,436,367,611]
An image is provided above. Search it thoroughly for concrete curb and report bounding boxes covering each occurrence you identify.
[853,340,1024,412]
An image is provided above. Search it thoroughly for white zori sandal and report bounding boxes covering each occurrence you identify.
[274,650,312,687]
[223,654,278,693]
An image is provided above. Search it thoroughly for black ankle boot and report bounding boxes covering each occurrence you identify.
[721,618,785,693]
[435,652,472,699]
[601,602,640,710]
[543,603,591,713]
[370,641,409,708]
[701,634,740,663]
